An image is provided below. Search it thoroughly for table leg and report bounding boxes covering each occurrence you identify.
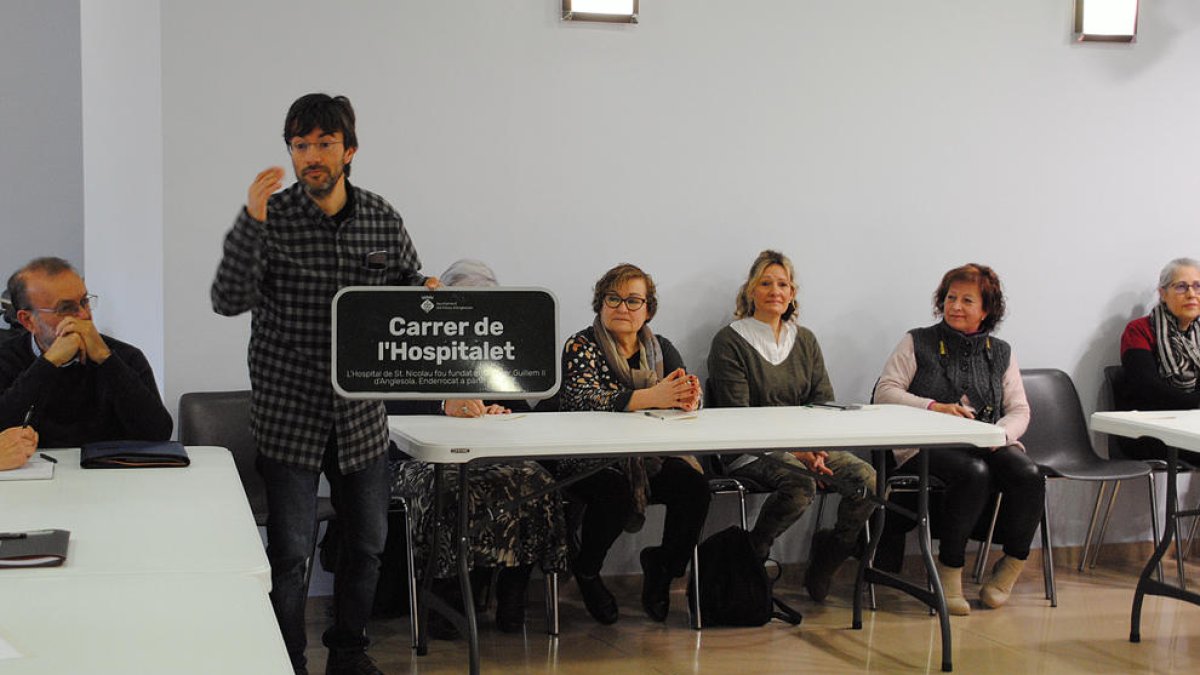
[415,467,445,656]
[853,450,888,629]
[853,449,953,671]
[1130,443,1200,642]
[914,451,952,672]
[457,464,481,675]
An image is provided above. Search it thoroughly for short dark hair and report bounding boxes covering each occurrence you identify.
[283,93,357,176]
[6,257,77,315]
[932,263,1006,332]
[591,263,658,321]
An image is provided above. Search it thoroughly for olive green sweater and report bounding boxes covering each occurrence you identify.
[706,323,834,409]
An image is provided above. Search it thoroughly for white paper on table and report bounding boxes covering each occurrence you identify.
[0,632,21,660]
[0,455,54,481]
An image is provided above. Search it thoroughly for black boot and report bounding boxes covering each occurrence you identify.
[575,571,619,625]
[494,564,532,633]
[639,546,672,622]
[804,529,854,603]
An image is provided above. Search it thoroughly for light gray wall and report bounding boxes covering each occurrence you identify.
[155,1,1200,572]
[80,0,165,388]
[0,0,83,321]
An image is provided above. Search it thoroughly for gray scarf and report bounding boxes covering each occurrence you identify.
[592,316,665,531]
[1151,302,1200,390]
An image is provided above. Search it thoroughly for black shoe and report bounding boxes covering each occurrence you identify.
[325,650,381,675]
[639,546,672,622]
[495,565,532,633]
[575,571,619,624]
[804,529,853,603]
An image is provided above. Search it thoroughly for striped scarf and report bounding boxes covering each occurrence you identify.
[1151,302,1200,390]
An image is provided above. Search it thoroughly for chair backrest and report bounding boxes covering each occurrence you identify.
[1100,364,1161,461]
[1019,368,1101,469]
[178,390,267,521]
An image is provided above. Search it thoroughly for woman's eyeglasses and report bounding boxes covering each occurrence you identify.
[603,294,646,311]
[1167,281,1200,295]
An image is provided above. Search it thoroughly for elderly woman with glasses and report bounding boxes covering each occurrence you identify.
[552,262,708,625]
[873,263,1039,615]
[1118,258,1200,461]
[706,249,876,603]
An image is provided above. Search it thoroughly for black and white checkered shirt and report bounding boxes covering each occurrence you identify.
[212,182,425,473]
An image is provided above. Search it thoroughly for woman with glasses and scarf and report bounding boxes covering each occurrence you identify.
[552,263,708,625]
[1119,257,1200,462]
[873,263,1039,616]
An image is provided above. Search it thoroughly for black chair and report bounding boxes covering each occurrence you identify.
[1103,365,1194,578]
[1002,369,1158,596]
[178,390,338,588]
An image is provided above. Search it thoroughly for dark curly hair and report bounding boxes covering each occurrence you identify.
[932,263,1005,333]
[590,263,658,321]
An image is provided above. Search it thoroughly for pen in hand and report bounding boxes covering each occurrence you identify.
[22,405,34,427]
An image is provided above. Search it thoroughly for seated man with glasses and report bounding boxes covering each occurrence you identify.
[0,256,172,447]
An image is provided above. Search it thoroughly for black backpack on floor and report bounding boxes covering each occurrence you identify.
[686,525,804,627]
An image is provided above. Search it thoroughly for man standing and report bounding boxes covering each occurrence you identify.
[212,93,435,675]
[0,257,172,446]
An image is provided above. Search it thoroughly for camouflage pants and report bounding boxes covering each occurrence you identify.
[731,450,876,548]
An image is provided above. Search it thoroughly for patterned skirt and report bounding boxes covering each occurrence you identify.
[392,459,569,579]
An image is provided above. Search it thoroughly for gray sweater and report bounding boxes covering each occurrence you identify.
[706,323,834,408]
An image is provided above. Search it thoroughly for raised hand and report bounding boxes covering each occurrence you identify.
[247,167,285,222]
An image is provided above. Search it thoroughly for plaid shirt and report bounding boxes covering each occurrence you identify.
[212,182,425,472]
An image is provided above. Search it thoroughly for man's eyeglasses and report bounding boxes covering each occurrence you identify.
[603,294,647,311]
[29,294,98,318]
[288,140,343,154]
[1166,281,1200,295]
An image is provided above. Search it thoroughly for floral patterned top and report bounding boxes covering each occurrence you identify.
[560,326,687,413]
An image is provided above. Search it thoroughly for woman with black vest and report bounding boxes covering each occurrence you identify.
[873,263,1040,615]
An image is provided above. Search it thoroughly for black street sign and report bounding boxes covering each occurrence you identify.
[332,287,559,399]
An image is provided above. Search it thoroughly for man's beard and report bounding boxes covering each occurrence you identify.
[301,163,343,199]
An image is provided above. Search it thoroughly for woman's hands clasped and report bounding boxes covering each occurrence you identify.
[648,368,702,411]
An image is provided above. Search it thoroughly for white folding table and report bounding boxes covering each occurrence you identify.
[1090,410,1200,642]
[0,447,270,587]
[389,404,1006,673]
[0,446,288,674]
[0,574,290,674]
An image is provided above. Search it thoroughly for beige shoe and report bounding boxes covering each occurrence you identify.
[936,561,971,616]
[980,555,1025,609]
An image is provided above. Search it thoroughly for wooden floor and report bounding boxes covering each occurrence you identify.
[304,546,1200,674]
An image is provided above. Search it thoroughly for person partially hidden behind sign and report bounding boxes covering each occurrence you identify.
[551,263,709,624]
[706,250,876,603]
[0,257,172,447]
[0,426,38,470]
[387,260,566,638]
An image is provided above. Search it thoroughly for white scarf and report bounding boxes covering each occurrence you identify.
[731,317,796,365]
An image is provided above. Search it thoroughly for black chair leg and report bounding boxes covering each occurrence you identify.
[1040,492,1056,607]
[974,493,1003,583]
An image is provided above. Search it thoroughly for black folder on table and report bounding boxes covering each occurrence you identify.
[80,440,190,469]
[0,529,70,568]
